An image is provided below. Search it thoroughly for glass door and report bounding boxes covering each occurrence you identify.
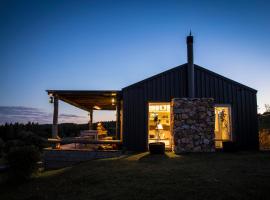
[148,102,171,149]
[214,105,232,148]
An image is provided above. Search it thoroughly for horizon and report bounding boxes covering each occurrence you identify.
[1,0,270,124]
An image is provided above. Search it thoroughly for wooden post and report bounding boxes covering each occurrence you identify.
[52,96,59,139]
[116,99,121,140]
[89,109,93,130]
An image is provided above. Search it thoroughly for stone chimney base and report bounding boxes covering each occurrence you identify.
[171,98,215,153]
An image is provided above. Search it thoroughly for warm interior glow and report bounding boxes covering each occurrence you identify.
[214,105,232,148]
[148,102,171,149]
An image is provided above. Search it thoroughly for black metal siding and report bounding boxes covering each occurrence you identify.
[122,64,258,151]
[194,65,258,150]
[122,65,188,151]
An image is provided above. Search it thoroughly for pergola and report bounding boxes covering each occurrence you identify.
[46,90,122,140]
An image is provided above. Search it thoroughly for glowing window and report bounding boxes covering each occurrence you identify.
[214,105,232,148]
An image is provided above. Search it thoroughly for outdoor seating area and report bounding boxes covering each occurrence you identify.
[45,90,123,167]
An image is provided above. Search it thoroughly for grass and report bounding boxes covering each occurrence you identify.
[1,151,270,200]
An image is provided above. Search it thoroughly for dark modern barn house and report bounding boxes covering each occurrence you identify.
[47,34,258,153]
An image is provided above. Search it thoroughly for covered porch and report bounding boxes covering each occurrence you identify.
[46,90,123,150]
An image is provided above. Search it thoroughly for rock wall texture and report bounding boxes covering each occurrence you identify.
[259,129,270,150]
[171,98,215,153]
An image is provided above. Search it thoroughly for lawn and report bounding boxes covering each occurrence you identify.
[1,152,270,200]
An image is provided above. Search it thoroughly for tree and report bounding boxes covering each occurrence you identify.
[265,104,270,113]
[0,138,4,158]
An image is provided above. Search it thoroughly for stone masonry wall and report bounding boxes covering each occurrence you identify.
[171,98,215,153]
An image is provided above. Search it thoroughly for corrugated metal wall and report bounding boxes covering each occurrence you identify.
[122,64,188,151]
[194,65,258,150]
[122,64,258,151]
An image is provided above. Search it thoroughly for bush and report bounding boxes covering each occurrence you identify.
[0,138,4,158]
[4,139,25,154]
[17,131,46,150]
[6,145,40,181]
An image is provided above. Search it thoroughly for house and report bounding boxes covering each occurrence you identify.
[47,34,258,153]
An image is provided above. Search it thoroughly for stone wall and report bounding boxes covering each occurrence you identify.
[171,98,215,153]
[259,129,270,150]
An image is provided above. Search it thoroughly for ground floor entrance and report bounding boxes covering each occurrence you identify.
[147,101,233,151]
[148,102,171,149]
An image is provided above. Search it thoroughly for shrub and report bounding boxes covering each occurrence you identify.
[6,145,41,181]
[0,138,4,158]
[17,131,46,150]
[4,139,25,154]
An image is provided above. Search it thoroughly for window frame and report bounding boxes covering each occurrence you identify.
[214,104,233,143]
[147,102,172,150]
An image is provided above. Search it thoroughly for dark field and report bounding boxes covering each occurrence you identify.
[1,152,270,200]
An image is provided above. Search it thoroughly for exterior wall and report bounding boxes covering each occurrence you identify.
[122,64,258,151]
[172,98,215,153]
[122,64,188,151]
[194,65,258,150]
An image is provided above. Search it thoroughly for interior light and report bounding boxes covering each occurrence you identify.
[93,106,101,110]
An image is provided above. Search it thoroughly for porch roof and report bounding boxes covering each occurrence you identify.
[46,90,121,111]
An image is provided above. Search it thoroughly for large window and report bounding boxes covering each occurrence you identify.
[148,103,171,149]
[214,105,232,148]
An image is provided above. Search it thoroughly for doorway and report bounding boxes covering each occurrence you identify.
[148,102,171,149]
[214,105,232,148]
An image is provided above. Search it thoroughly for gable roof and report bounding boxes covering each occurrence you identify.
[123,63,257,93]
[194,64,257,93]
[122,63,187,90]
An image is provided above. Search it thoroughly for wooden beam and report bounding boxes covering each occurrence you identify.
[89,110,93,130]
[116,98,121,140]
[48,138,122,145]
[46,90,122,111]
[58,96,90,111]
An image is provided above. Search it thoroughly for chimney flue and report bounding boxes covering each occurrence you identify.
[186,32,194,98]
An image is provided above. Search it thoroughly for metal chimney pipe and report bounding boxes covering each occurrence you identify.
[186,32,195,98]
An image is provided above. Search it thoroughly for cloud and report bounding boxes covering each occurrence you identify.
[59,114,85,118]
[0,106,87,124]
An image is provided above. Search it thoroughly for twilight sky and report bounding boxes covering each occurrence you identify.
[0,0,269,124]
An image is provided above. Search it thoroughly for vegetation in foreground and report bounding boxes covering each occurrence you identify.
[1,152,270,200]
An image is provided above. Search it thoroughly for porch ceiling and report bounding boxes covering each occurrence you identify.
[46,90,121,111]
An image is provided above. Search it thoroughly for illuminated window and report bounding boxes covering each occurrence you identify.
[214,105,232,148]
[148,102,171,149]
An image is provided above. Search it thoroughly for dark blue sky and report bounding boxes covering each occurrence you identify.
[0,0,269,123]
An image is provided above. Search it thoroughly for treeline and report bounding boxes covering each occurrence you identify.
[0,120,114,182]
[0,121,116,142]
